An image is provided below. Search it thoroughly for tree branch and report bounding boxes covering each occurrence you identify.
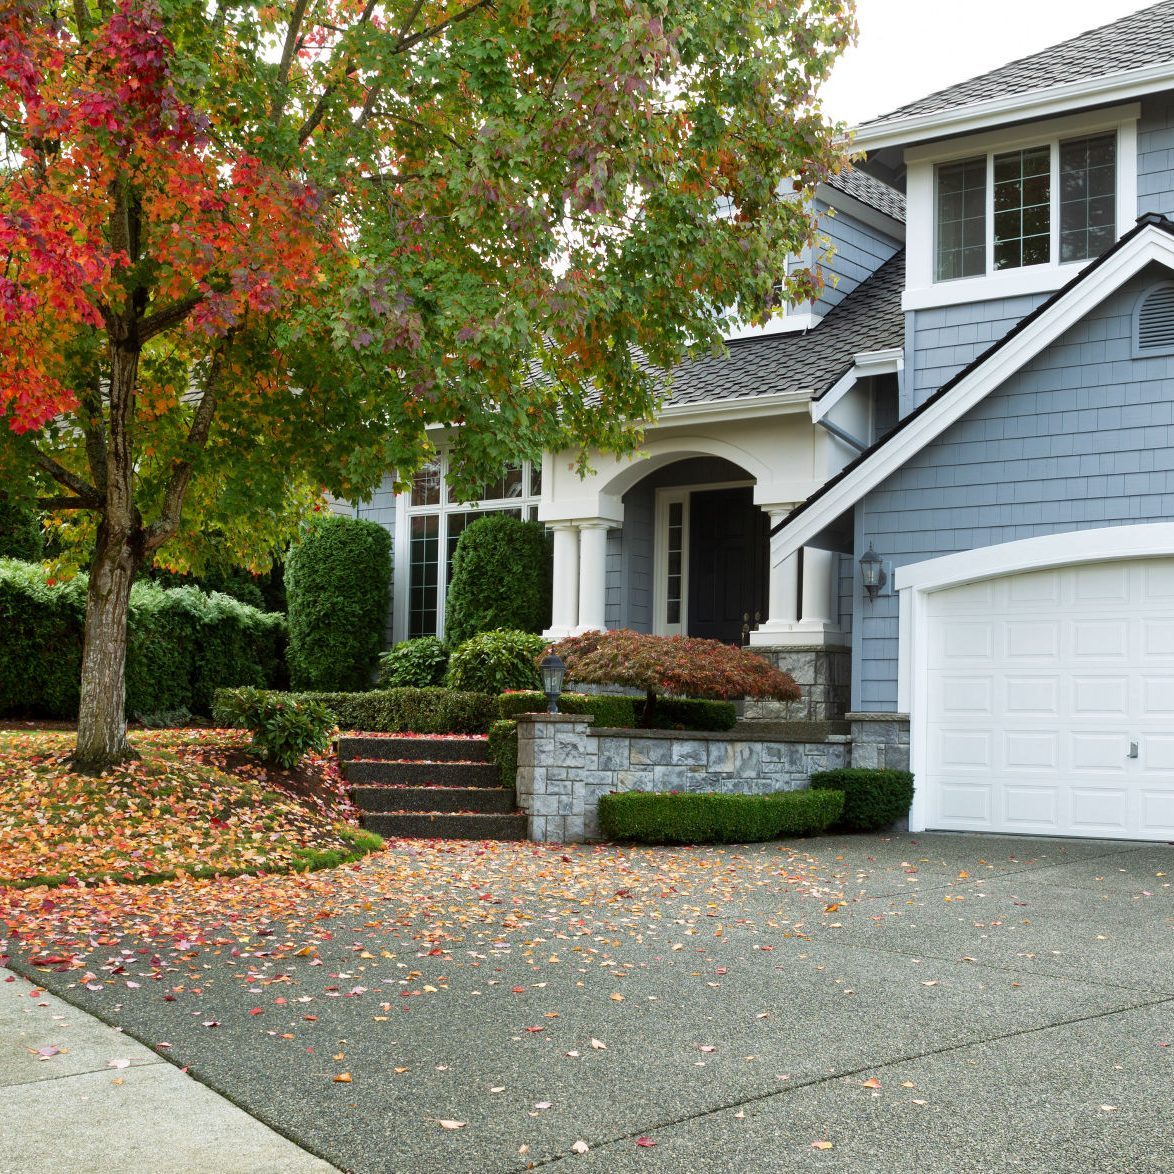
[78,376,108,492]
[139,292,203,343]
[144,341,231,552]
[31,450,104,507]
[393,0,495,56]
[296,0,378,145]
[272,0,311,125]
[37,496,98,512]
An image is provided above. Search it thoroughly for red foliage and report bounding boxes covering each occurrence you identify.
[549,630,800,702]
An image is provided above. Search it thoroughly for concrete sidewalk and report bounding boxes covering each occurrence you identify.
[0,967,336,1173]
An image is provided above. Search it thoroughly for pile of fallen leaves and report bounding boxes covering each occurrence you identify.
[0,729,380,889]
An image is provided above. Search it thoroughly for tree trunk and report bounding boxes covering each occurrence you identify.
[74,522,142,769]
[74,337,142,771]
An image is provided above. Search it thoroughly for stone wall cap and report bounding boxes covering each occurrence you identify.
[845,711,911,721]
[515,712,595,725]
[590,722,848,743]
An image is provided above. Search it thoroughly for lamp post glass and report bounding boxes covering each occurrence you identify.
[540,653,567,713]
[860,543,887,600]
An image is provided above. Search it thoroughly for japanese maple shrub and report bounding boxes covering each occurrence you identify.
[550,630,800,727]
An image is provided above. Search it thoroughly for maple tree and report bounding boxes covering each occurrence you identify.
[0,0,854,767]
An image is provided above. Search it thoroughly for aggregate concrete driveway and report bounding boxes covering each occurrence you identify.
[5,832,1172,1173]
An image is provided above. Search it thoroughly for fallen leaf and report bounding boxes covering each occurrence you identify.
[811,1140,833,1150]
[861,1078,881,1089]
[437,1119,466,1130]
[610,993,624,1002]
[590,1039,607,1050]
[635,1137,656,1148]
[571,1140,589,1154]
[107,1058,130,1069]
[333,1073,352,1083]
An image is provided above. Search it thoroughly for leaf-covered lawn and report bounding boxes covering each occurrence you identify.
[0,729,381,888]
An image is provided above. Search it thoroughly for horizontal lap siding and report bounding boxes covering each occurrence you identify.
[858,268,1174,710]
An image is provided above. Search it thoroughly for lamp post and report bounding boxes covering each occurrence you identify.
[540,652,567,713]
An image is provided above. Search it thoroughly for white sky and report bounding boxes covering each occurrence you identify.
[820,0,1157,127]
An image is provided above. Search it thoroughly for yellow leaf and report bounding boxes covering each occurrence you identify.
[333,1073,352,1083]
[861,1077,881,1089]
[811,1140,833,1150]
[610,993,624,1002]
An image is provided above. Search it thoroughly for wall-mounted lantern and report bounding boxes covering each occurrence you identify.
[860,543,888,601]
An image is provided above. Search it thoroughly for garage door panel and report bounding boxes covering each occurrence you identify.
[925,556,1174,842]
[1003,784,1060,828]
[1070,787,1130,833]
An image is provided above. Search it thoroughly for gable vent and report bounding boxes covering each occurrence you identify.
[1137,284,1174,353]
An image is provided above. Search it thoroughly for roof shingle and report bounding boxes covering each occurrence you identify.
[823,169,906,223]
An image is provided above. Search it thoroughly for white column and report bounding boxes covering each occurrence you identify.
[750,510,800,646]
[576,521,610,633]
[544,523,580,639]
[799,547,838,629]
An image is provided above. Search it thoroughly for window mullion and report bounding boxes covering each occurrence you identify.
[1050,139,1060,268]
[985,153,995,277]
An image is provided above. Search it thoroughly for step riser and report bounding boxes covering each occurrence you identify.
[337,736,490,763]
[351,786,518,815]
[342,761,502,788]
[362,812,529,841]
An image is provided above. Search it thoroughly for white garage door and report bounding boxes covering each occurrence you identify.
[926,558,1174,841]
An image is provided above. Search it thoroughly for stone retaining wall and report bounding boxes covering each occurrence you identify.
[516,715,851,843]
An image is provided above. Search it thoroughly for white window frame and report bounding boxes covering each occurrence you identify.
[904,104,1139,311]
[393,451,544,643]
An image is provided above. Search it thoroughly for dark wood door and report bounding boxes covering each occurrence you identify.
[688,487,768,645]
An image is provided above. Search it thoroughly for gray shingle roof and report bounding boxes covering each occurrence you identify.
[862,1,1174,130]
[653,249,905,408]
[823,169,906,223]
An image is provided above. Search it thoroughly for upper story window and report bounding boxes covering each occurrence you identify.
[934,133,1116,282]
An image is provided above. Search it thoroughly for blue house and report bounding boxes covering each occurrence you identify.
[349,4,1174,843]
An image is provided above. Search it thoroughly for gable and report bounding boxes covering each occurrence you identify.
[774,219,1174,561]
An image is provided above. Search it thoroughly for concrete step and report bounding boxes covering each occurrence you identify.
[337,735,491,763]
[361,812,529,841]
[342,760,502,788]
[350,785,518,815]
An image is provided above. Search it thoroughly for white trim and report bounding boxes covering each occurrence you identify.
[725,311,819,341]
[773,224,1174,566]
[811,348,903,424]
[896,523,1174,833]
[656,389,812,427]
[904,106,1139,309]
[852,64,1171,153]
[653,488,690,636]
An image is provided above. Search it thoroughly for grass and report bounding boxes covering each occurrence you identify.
[0,729,383,889]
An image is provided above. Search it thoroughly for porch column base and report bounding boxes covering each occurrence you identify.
[749,622,844,648]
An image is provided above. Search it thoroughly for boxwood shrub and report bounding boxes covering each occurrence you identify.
[599,788,845,845]
[487,719,520,787]
[496,690,638,727]
[0,560,285,719]
[809,768,915,831]
[214,685,498,735]
[285,515,391,692]
[444,515,552,646]
[446,630,546,694]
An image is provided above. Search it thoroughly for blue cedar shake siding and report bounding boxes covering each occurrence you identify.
[355,473,398,646]
[854,265,1174,710]
[814,199,902,317]
[1139,94,1174,219]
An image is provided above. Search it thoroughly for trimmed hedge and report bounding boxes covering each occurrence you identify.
[642,696,737,732]
[0,560,286,719]
[487,719,519,787]
[444,515,552,646]
[599,788,845,845]
[0,497,42,561]
[496,690,638,727]
[285,515,391,692]
[446,629,546,694]
[809,768,915,832]
[378,637,449,688]
[213,685,498,735]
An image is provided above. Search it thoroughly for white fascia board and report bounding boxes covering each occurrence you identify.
[772,224,1174,565]
[810,348,903,424]
[852,64,1172,153]
[814,182,905,241]
[655,389,812,427]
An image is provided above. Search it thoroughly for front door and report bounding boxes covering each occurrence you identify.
[688,487,768,645]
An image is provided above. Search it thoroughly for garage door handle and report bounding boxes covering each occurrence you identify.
[1127,742,1139,759]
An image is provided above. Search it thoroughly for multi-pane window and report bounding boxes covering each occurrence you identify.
[404,456,544,639]
[665,501,684,626]
[934,130,1118,281]
[1059,134,1116,263]
[936,157,986,280]
[993,146,1051,269]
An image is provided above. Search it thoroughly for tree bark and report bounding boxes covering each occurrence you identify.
[73,339,143,770]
